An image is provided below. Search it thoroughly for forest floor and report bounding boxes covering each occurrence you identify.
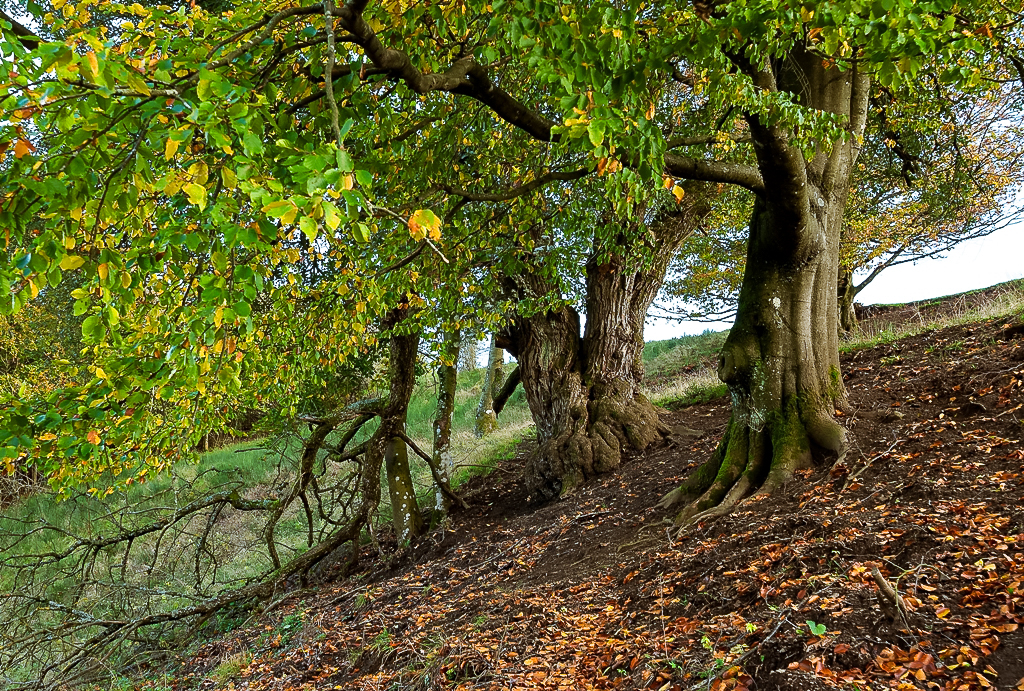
[151,302,1024,691]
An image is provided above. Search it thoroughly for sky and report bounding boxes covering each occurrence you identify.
[644,219,1024,342]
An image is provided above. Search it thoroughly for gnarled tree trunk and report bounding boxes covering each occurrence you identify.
[504,194,711,498]
[664,51,869,525]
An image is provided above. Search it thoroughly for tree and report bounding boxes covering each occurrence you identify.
[474,334,503,437]
[660,80,1024,335]
[0,0,987,507]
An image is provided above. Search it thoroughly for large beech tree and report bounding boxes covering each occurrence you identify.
[0,0,991,505]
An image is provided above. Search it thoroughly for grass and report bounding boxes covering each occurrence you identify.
[209,651,251,685]
[842,278,1024,352]
[643,329,728,378]
[642,329,730,409]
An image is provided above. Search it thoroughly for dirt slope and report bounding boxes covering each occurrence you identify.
[157,314,1024,691]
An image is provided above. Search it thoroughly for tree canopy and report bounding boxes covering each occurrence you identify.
[0,0,1018,494]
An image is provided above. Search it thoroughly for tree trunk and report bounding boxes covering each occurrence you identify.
[505,194,711,497]
[458,335,478,372]
[475,336,503,437]
[366,304,425,542]
[433,331,459,514]
[837,265,858,333]
[664,51,869,525]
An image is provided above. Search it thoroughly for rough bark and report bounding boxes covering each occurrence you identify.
[367,304,425,542]
[665,49,868,525]
[504,193,711,497]
[433,331,459,513]
[475,336,504,437]
[458,335,478,372]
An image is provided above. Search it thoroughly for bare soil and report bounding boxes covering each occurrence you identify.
[155,311,1024,691]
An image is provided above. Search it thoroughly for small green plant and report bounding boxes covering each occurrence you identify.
[370,628,392,652]
[276,611,305,647]
[745,622,757,633]
[472,614,488,629]
[699,658,727,679]
[210,651,251,684]
[806,620,827,636]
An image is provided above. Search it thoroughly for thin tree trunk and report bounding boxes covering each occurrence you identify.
[366,303,425,542]
[433,331,459,514]
[475,336,503,437]
[838,265,858,333]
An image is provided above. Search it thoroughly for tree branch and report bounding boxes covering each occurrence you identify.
[333,2,558,141]
[492,365,521,416]
[439,167,591,202]
[0,8,39,49]
[393,430,467,509]
[663,153,763,194]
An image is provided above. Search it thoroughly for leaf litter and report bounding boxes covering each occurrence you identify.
[152,315,1024,691]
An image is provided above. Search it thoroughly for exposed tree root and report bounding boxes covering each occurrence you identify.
[528,391,666,499]
[661,398,848,529]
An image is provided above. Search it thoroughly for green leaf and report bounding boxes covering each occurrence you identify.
[806,620,827,636]
[299,216,318,242]
[262,199,296,220]
[587,120,606,147]
[82,315,105,342]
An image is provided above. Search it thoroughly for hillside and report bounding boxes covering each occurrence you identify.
[105,284,1024,691]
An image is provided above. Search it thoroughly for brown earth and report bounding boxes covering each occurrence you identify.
[154,312,1024,691]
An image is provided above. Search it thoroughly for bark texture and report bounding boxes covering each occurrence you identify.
[432,331,459,513]
[504,193,711,497]
[367,305,425,541]
[665,49,869,525]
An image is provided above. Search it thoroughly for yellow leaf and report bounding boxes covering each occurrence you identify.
[83,52,99,81]
[28,279,39,298]
[188,161,209,185]
[87,429,100,444]
[60,255,85,270]
[221,167,237,189]
[341,174,354,190]
[408,209,441,242]
[94,367,107,379]
[183,182,207,210]
[98,263,109,280]
[64,236,75,249]
[121,272,132,288]
[164,137,179,160]
[672,185,685,203]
